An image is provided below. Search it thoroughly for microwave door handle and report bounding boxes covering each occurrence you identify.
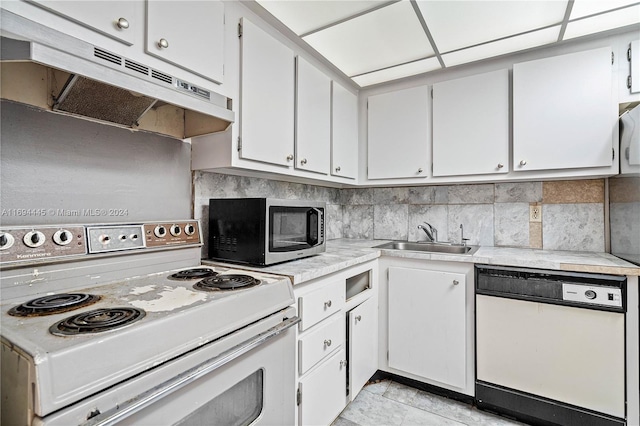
[308,208,323,246]
[316,208,324,245]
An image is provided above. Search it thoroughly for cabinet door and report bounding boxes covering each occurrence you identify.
[367,86,430,179]
[631,40,640,94]
[388,267,466,389]
[513,47,614,172]
[331,81,358,179]
[433,69,509,176]
[27,0,136,45]
[348,297,378,400]
[296,56,331,175]
[146,0,224,83]
[298,348,347,426]
[239,18,295,167]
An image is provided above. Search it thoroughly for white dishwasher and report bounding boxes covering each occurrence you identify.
[475,265,626,426]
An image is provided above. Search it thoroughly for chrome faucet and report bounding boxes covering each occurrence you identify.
[417,222,438,242]
[460,224,470,246]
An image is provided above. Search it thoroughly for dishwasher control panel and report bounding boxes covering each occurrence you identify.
[562,283,623,308]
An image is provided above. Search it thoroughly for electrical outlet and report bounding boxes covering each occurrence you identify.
[530,205,542,222]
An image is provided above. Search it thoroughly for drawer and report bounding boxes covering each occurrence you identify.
[298,279,344,331]
[299,314,344,375]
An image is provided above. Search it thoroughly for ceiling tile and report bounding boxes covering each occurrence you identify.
[570,0,639,19]
[416,1,568,53]
[256,0,389,36]
[352,57,442,86]
[302,0,434,77]
[441,26,561,67]
[565,4,640,39]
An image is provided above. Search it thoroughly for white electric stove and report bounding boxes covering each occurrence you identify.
[0,220,298,426]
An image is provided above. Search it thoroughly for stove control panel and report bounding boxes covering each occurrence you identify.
[0,226,87,263]
[0,220,202,265]
[144,221,201,247]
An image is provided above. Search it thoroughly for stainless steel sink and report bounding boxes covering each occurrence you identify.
[374,241,479,255]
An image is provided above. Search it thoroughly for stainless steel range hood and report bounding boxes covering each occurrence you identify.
[0,10,234,139]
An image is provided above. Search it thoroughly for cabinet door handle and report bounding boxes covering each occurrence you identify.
[116,17,129,29]
[300,158,307,166]
[157,38,169,49]
[355,315,362,322]
[453,280,459,285]
[497,163,504,169]
[324,339,332,347]
[286,154,294,161]
[324,300,332,309]
[340,360,347,368]
[519,160,527,166]
[417,168,423,174]
[335,166,341,172]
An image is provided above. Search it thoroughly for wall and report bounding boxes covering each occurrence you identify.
[610,176,640,264]
[0,101,192,226]
[195,171,607,256]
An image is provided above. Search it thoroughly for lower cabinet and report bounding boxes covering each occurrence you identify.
[378,257,475,396]
[298,348,348,426]
[388,267,466,389]
[347,296,378,400]
[294,260,378,425]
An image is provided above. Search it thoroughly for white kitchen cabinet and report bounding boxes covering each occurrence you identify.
[239,17,295,167]
[630,40,640,95]
[388,267,466,389]
[433,69,509,177]
[331,81,358,179]
[298,348,347,426]
[348,296,378,400]
[298,314,344,375]
[295,56,331,175]
[367,86,430,180]
[26,0,136,45]
[513,47,615,172]
[146,0,224,83]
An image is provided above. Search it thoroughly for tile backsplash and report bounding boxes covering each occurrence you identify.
[194,172,607,257]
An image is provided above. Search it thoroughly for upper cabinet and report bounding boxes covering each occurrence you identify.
[513,47,615,172]
[331,82,358,180]
[26,0,136,45]
[146,0,224,83]
[432,69,509,177]
[295,57,331,175]
[367,86,430,180]
[239,18,295,168]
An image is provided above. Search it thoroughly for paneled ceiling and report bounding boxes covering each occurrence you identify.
[255,0,640,87]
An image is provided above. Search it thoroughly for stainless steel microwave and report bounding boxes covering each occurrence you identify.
[208,198,325,266]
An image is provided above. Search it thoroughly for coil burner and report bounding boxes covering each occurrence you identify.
[168,268,218,280]
[50,307,146,336]
[194,274,261,291]
[8,294,101,317]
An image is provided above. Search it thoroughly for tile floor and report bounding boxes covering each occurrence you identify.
[332,379,527,426]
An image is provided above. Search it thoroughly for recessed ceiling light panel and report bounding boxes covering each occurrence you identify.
[570,0,639,20]
[441,26,561,67]
[303,0,434,77]
[565,4,640,39]
[352,57,442,86]
[417,0,568,53]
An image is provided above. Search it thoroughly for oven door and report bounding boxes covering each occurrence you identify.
[37,308,298,426]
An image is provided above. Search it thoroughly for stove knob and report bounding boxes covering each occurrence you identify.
[154,225,167,238]
[24,231,45,248]
[184,224,196,236]
[170,224,181,236]
[53,229,73,246]
[585,290,597,300]
[0,232,15,250]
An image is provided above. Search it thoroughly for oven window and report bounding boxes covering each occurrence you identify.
[174,369,263,426]
[269,207,312,251]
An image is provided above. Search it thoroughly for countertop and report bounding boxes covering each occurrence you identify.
[202,239,640,285]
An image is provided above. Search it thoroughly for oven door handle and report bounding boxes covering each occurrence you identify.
[83,315,300,426]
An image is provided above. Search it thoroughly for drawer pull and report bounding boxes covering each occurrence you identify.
[324,300,332,309]
[355,315,362,322]
[453,280,459,286]
[324,339,332,347]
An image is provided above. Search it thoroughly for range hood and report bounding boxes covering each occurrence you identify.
[0,10,234,139]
